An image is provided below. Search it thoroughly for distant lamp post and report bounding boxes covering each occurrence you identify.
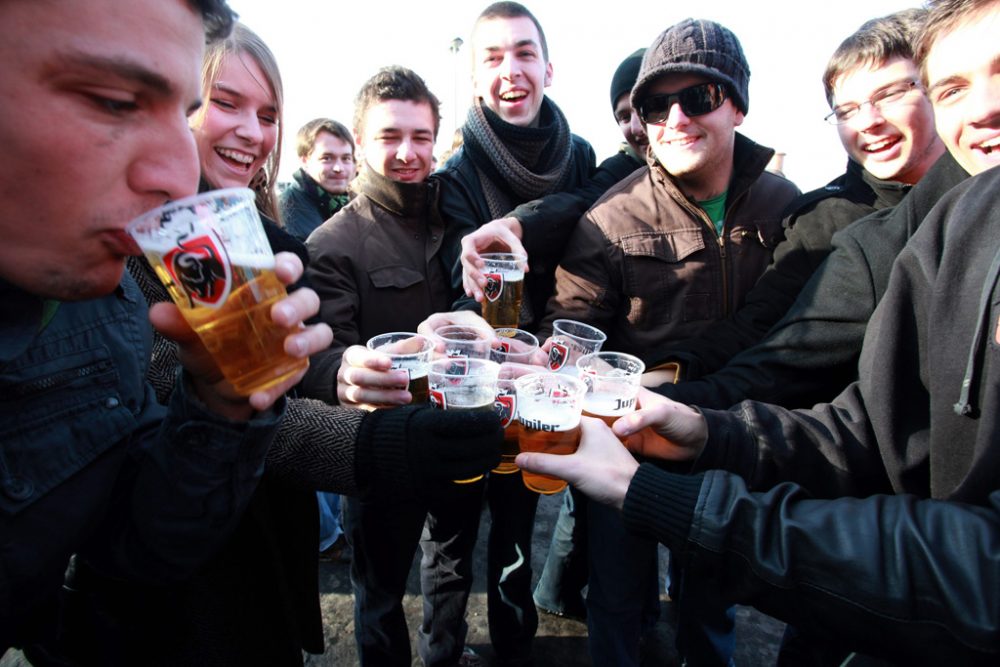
[449,37,464,133]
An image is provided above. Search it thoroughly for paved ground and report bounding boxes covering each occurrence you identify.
[305,489,786,666]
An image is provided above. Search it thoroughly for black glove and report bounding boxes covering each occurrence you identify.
[355,404,503,500]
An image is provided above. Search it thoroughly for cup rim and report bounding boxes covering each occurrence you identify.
[125,187,255,231]
[551,319,607,344]
[513,371,588,397]
[481,252,528,264]
[576,351,646,376]
[366,332,434,355]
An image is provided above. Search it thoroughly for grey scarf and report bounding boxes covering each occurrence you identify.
[462,97,574,218]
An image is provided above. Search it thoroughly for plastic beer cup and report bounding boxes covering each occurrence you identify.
[480,252,527,327]
[576,351,645,433]
[432,324,494,361]
[366,332,434,404]
[428,357,501,483]
[547,319,607,375]
[514,372,587,494]
[126,187,307,396]
[490,328,539,365]
[492,362,542,474]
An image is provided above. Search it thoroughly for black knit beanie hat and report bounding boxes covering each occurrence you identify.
[609,48,645,113]
[631,18,750,115]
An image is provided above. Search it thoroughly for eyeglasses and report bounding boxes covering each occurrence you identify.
[637,82,728,125]
[824,80,921,125]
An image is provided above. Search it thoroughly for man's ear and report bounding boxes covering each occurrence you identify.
[544,61,553,88]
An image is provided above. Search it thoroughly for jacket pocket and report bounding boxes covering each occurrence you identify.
[620,230,706,326]
[0,346,133,513]
[368,265,425,290]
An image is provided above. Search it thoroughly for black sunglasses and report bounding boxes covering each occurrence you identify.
[638,82,728,125]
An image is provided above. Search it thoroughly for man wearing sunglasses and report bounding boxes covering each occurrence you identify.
[642,10,944,396]
[537,18,800,667]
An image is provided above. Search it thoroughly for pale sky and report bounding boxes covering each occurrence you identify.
[229,0,920,191]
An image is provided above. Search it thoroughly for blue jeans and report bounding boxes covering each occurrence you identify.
[533,487,589,617]
[585,499,660,666]
[344,482,484,667]
[317,491,342,551]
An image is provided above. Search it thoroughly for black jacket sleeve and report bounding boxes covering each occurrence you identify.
[512,149,639,259]
[623,465,1000,665]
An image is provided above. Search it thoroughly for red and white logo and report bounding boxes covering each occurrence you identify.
[484,273,503,302]
[163,231,231,308]
[547,342,569,371]
[494,392,516,427]
[430,389,447,410]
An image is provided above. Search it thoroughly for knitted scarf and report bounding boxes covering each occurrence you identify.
[461,97,574,218]
[293,168,350,219]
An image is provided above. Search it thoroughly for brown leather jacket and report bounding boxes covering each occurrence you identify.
[302,168,452,404]
[539,134,800,359]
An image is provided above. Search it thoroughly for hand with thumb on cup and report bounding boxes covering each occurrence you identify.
[515,390,707,510]
[353,404,503,500]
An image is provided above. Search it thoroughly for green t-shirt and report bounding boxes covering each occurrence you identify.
[41,299,61,330]
[698,192,728,237]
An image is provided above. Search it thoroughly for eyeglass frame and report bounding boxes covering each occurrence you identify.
[636,82,729,125]
[823,80,922,125]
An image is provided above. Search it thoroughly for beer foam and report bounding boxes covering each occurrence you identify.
[583,391,637,416]
[517,403,581,431]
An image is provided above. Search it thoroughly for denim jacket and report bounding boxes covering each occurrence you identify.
[0,273,282,649]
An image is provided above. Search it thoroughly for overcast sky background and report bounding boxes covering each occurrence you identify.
[229,0,918,191]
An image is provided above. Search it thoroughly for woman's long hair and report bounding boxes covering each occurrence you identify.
[193,23,285,222]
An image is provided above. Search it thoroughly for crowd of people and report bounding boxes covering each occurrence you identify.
[1,0,998,666]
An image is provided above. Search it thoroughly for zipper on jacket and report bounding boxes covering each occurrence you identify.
[717,188,751,316]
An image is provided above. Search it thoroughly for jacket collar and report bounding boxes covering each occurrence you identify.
[354,166,431,219]
[649,132,775,206]
[853,160,912,209]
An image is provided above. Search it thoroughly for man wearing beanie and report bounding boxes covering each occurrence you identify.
[537,18,800,666]
[434,3,596,665]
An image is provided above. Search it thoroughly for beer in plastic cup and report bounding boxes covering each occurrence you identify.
[126,187,307,396]
[493,362,542,474]
[514,372,587,494]
[577,352,645,432]
[480,253,527,327]
[366,332,434,404]
[547,319,607,375]
[428,357,501,483]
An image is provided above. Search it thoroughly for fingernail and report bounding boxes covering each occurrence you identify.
[274,304,292,322]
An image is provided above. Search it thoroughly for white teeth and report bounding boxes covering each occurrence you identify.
[501,90,527,101]
[217,148,254,165]
[864,138,896,153]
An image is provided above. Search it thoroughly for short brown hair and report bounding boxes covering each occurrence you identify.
[474,2,549,62]
[295,118,354,159]
[915,0,999,85]
[353,66,441,140]
[822,8,927,107]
